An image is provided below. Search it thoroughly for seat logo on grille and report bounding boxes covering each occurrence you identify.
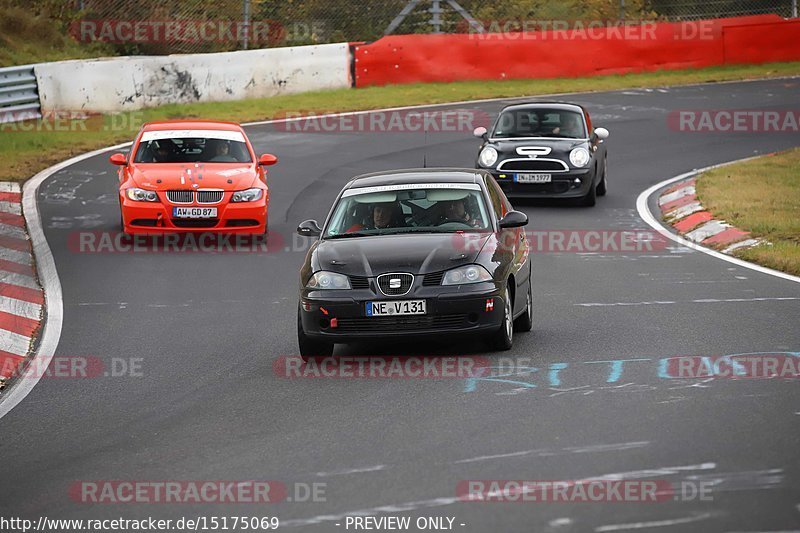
[389,278,401,289]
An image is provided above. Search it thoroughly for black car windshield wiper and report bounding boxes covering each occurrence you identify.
[380,227,452,235]
[324,232,373,239]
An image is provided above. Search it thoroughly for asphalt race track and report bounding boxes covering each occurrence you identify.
[1,79,800,531]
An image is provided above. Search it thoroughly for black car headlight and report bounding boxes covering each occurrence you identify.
[306,271,351,290]
[442,265,492,285]
[125,188,158,202]
[569,147,590,167]
[478,146,498,168]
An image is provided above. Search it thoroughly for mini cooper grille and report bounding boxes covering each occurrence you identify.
[422,271,444,286]
[166,190,193,203]
[377,273,413,296]
[335,315,467,332]
[500,160,566,171]
[349,276,370,289]
[197,190,224,204]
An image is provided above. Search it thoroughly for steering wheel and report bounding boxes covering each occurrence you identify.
[438,218,472,227]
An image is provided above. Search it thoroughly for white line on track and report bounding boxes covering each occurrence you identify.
[0,201,22,215]
[576,297,800,307]
[0,295,41,320]
[0,329,32,357]
[636,159,800,286]
[0,271,38,289]
[0,247,33,266]
[595,512,716,532]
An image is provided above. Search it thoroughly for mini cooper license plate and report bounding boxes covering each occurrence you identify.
[366,300,426,316]
[515,173,552,183]
[172,207,218,218]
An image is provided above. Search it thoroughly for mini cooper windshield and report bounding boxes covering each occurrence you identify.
[492,108,587,139]
[324,184,491,238]
[133,129,253,163]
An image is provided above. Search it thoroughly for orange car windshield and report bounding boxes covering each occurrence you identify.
[133,137,252,164]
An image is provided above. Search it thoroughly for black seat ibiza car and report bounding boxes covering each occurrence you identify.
[296,168,533,360]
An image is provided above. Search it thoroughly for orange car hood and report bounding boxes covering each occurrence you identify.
[128,163,259,190]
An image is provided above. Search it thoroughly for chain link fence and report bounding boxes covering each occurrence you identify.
[3,0,797,56]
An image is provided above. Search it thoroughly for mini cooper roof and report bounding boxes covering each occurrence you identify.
[498,102,587,114]
[344,168,489,191]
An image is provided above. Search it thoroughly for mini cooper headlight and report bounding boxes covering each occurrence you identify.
[231,188,263,202]
[126,188,158,202]
[306,271,351,290]
[569,147,590,168]
[478,146,498,168]
[442,264,492,285]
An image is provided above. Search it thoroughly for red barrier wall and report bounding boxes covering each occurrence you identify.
[353,15,799,87]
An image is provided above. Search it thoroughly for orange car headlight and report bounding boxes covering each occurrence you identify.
[126,188,159,202]
[231,188,263,202]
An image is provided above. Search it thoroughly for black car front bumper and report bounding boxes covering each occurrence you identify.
[299,284,504,342]
[487,169,593,198]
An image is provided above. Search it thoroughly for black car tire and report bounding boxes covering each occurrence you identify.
[492,285,514,351]
[597,156,608,197]
[298,309,333,362]
[578,177,597,207]
[514,277,533,333]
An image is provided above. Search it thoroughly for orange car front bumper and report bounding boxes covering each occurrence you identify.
[121,196,268,235]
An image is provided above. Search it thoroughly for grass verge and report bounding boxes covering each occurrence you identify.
[696,147,800,276]
[1,61,799,183]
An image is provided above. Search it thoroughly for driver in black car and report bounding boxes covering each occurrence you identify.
[346,202,405,232]
[440,198,481,227]
[552,113,583,138]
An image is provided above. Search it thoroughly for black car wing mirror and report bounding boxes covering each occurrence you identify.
[297,219,322,237]
[498,210,528,229]
[473,126,488,140]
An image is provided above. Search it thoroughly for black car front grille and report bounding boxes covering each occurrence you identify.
[335,315,467,332]
[500,160,566,171]
[377,273,414,296]
[422,271,444,286]
[349,276,370,289]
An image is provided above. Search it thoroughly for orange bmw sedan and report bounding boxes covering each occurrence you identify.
[111,120,277,235]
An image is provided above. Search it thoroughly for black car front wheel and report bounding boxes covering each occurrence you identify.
[596,156,608,197]
[492,285,514,350]
[514,277,533,333]
[298,310,334,362]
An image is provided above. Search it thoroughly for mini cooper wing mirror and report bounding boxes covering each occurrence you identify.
[297,219,322,237]
[594,127,610,140]
[259,153,278,166]
[473,126,488,139]
[498,210,529,229]
[109,153,127,166]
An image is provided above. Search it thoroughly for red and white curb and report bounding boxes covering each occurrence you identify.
[637,159,800,286]
[0,182,44,390]
[658,177,763,254]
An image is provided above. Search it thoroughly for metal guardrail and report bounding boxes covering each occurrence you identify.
[0,65,42,123]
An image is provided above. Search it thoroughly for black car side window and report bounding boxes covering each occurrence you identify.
[485,176,507,221]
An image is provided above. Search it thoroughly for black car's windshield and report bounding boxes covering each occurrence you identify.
[492,108,586,139]
[133,130,252,163]
[324,184,491,238]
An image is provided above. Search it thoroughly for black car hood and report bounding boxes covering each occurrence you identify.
[492,137,587,154]
[312,233,491,277]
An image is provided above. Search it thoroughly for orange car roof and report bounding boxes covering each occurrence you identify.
[141,120,244,132]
